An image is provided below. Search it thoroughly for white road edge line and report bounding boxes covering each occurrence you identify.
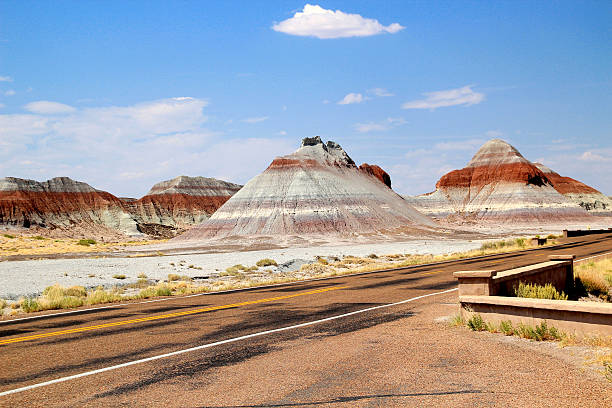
[0,287,458,397]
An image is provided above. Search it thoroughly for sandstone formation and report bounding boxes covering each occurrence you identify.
[533,163,612,215]
[0,175,242,239]
[0,177,139,236]
[358,163,391,188]
[176,136,436,241]
[407,139,590,224]
[127,176,242,233]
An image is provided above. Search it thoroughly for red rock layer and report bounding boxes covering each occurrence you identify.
[535,167,599,194]
[436,162,551,190]
[128,193,232,223]
[0,191,126,227]
[359,164,391,188]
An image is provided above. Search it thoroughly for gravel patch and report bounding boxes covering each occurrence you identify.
[0,239,483,299]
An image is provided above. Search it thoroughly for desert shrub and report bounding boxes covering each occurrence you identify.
[515,282,568,300]
[467,314,486,331]
[605,362,612,382]
[2,234,15,239]
[77,239,97,246]
[500,320,515,336]
[168,273,181,281]
[516,321,563,341]
[546,234,558,239]
[256,258,277,267]
[86,288,122,305]
[112,274,126,279]
[138,273,147,278]
[20,298,40,313]
[317,257,329,265]
[367,253,379,259]
[450,314,465,327]
[299,263,330,274]
[0,299,7,309]
[64,286,87,297]
[155,285,172,296]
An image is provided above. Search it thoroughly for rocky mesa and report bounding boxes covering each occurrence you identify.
[175,136,437,242]
[407,139,590,225]
[0,177,139,237]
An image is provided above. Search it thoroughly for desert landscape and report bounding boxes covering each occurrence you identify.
[0,2,610,406]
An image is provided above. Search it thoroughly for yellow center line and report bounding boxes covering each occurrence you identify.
[0,286,347,346]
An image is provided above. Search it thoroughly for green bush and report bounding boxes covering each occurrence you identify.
[467,314,486,331]
[2,234,15,239]
[112,274,127,279]
[515,282,568,300]
[21,298,40,313]
[77,239,97,246]
[500,320,514,336]
[256,258,277,267]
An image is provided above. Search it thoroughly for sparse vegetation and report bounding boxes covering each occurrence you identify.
[77,239,97,246]
[574,258,612,301]
[515,282,568,300]
[2,234,15,239]
[0,299,7,310]
[138,273,147,279]
[464,314,563,341]
[32,236,46,240]
[168,273,191,282]
[256,258,277,267]
[112,274,127,279]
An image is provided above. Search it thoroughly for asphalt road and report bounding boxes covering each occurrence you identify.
[1,233,611,406]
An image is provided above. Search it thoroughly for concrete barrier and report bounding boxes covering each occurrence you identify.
[459,296,612,337]
[453,255,574,297]
[455,254,612,337]
[563,228,612,238]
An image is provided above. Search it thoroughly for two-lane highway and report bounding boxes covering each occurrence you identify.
[1,233,612,406]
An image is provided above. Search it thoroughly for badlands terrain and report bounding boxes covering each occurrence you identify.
[1,136,610,301]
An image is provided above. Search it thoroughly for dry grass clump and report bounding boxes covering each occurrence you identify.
[515,282,568,300]
[256,258,277,267]
[168,273,192,282]
[77,239,97,246]
[575,258,612,300]
[112,274,127,280]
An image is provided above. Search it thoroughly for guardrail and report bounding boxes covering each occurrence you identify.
[563,228,612,238]
[454,254,612,337]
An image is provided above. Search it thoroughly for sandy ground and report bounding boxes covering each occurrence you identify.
[0,239,485,300]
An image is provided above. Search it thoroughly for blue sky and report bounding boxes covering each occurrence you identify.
[1,1,610,197]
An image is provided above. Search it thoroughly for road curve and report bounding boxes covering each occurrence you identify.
[1,233,611,406]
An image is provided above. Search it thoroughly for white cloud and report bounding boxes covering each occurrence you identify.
[369,88,393,97]
[322,99,330,104]
[338,93,366,105]
[402,85,485,110]
[354,117,407,133]
[272,4,404,39]
[278,130,287,135]
[0,97,297,197]
[0,103,4,109]
[0,76,12,82]
[4,90,16,96]
[579,151,609,162]
[24,101,76,115]
[241,116,269,123]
